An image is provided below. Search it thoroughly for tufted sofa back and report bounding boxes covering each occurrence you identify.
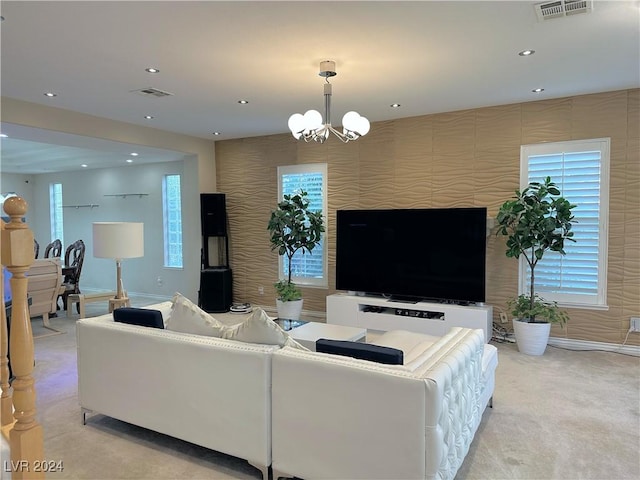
[271,327,487,480]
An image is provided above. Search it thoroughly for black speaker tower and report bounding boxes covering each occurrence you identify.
[201,193,227,237]
[199,193,232,313]
[200,268,232,313]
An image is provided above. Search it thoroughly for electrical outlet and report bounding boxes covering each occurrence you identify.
[156,276,163,286]
[630,317,640,333]
[258,286,264,295]
[499,312,508,324]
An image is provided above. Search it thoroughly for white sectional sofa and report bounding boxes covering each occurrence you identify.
[76,303,278,480]
[76,299,497,480]
[271,327,496,480]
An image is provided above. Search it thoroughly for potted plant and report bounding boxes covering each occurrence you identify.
[496,176,576,355]
[267,190,324,320]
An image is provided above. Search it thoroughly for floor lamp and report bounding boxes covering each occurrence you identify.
[93,222,144,312]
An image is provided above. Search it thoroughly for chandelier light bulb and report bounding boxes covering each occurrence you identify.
[342,111,370,137]
[288,113,305,135]
[303,109,323,130]
[357,116,370,136]
[287,61,370,143]
[342,111,360,131]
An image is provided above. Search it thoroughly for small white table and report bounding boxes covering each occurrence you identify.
[289,322,367,351]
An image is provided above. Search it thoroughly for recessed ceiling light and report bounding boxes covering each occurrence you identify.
[44,92,57,97]
[532,88,545,93]
[81,164,88,168]
[145,67,160,73]
[519,50,535,56]
[126,159,134,163]
[130,152,139,156]
[212,132,221,136]
[238,100,249,104]
[144,115,154,119]
[390,103,401,108]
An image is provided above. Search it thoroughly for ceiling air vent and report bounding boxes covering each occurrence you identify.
[131,87,174,98]
[534,0,593,21]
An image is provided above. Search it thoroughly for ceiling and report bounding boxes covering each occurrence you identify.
[1,0,639,174]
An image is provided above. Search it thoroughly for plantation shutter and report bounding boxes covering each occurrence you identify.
[521,139,609,308]
[278,164,328,287]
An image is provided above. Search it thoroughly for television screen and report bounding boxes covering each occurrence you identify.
[336,208,487,304]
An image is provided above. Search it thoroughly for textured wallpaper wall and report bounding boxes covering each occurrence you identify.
[216,89,639,345]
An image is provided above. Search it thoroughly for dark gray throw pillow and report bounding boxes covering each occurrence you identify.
[315,339,403,365]
[113,307,164,329]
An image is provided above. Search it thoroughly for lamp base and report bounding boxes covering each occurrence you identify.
[109,297,130,312]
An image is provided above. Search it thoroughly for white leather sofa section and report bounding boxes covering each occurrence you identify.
[271,327,493,480]
[371,328,498,411]
[76,314,278,480]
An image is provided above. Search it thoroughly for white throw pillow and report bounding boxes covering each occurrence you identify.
[143,301,173,326]
[166,292,224,337]
[222,307,309,350]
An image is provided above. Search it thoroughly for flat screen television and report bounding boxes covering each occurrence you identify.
[335,207,487,304]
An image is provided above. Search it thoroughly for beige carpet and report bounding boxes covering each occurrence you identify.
[4,297,640,479]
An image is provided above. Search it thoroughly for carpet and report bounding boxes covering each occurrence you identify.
[3,298,640,479]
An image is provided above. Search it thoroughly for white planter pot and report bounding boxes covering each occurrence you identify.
[276,299,303,321]
[513,319,551,356]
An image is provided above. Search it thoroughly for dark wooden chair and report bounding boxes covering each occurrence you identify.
[34,239,40,259]
[44,239,63,258]
[58,239,85,312]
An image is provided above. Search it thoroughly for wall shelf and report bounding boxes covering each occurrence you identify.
[62,204,100,209]
[104,193,149,198]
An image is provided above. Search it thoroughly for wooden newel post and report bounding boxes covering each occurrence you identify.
[1,197,45,479]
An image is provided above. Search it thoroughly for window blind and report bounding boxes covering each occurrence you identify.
[278,163,328,288]
[521,139,609,308]
[282,171,325,280]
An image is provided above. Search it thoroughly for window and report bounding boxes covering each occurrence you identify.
[277,163,328,288]
[49,183,64,245]
[520,138,610,309]
[162,174,183,268]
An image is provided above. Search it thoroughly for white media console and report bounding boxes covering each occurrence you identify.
[326,293,493,343]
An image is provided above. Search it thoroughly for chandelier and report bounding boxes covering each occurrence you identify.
[288,60,370,143]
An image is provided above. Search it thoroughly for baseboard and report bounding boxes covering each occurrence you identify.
[547,336,640,357]
[127,291,173,302]
[80,288,171,303]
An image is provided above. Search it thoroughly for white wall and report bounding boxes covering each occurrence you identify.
[2,97,216,303]
[0,172,36,223]
[29,160,197,299]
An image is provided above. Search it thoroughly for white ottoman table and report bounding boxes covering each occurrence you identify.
[288,322,367,351]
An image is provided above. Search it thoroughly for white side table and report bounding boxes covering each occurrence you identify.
[289,322,366,351]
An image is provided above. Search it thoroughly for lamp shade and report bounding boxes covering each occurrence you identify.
[93,222,144,259]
